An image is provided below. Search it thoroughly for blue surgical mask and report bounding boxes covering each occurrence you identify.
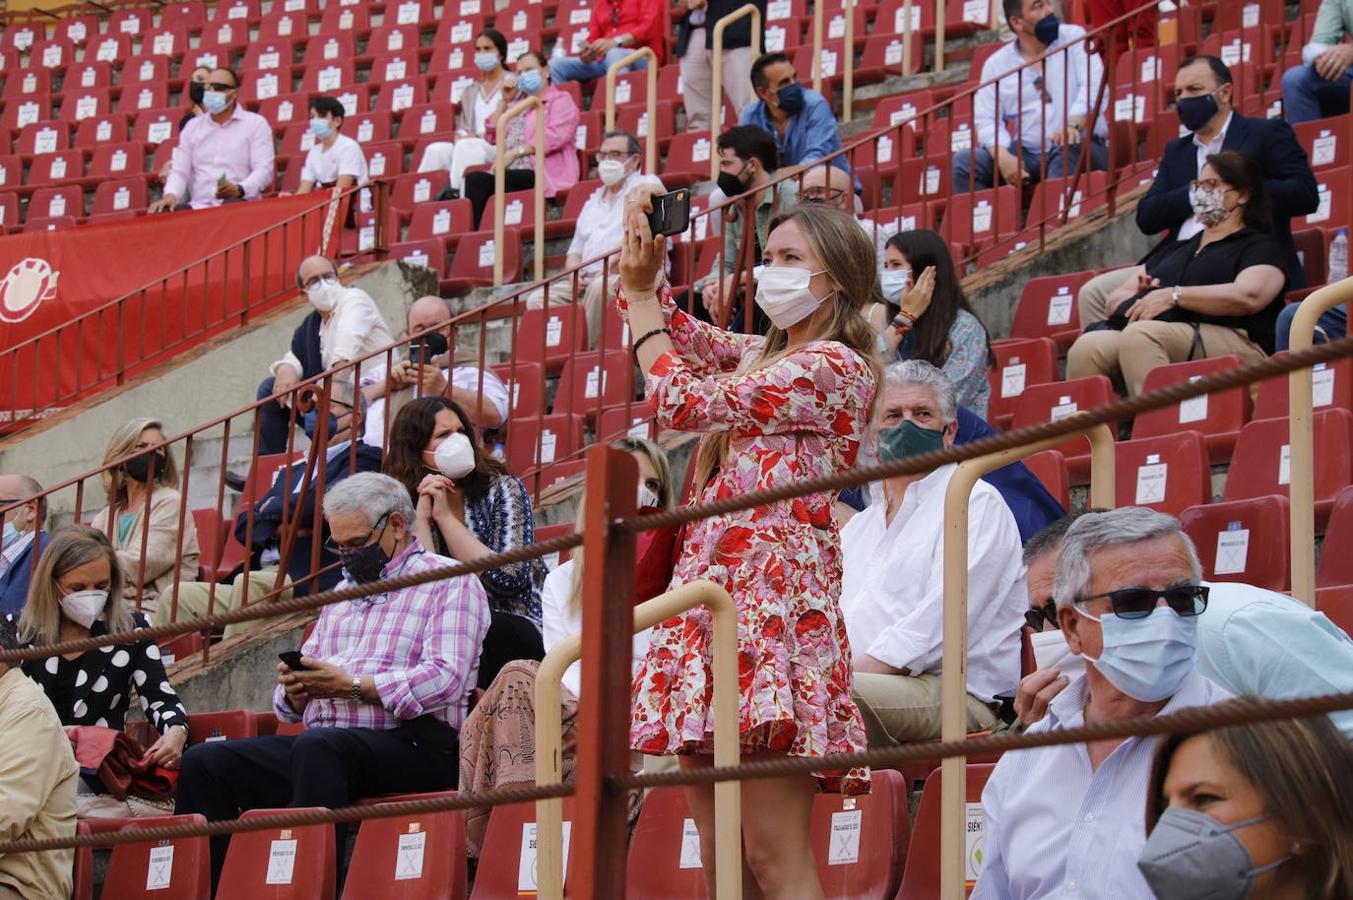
[516,69,544,95]
[308,117,333,139]
[877,419,945,463]
[202,89,229,115]
[474,51,500,73]
[1034,13,1060,45]
[1075,603,1197,702]
[302,410,338,440]
[2,521,18,549]
[776,82,805,115]
[1138,809,1291,900]
[880,268,910,302]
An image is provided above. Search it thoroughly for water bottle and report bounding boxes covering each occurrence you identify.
[1330,228,1348,283]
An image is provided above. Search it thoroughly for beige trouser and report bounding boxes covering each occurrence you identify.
[1077,264,1138,326]
[522,276,610,348]
[852,672,1000,746]
[151,567,295,639]
[1066,320,1267,397]
[680,34,756,132]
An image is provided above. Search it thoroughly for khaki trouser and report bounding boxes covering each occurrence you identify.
[1077,264,1137,326]
[852,672,1000,747]
[151,567,294,639]
[1066,320,1267,397]
[522,276,611,348]
[679,33,756,132]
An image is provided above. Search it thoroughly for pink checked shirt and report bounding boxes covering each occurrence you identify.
[162,102,276,209]
[273,540,491,730]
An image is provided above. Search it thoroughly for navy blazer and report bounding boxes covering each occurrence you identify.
[1137,112,1320,287]
[0,531,48,617]
[233,441,383,595]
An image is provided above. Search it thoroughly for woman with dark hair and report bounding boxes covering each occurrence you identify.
[416,29,512,198]
[1068,150,1289,396]
[872,228,995,419]
[383,396,545,626]
[1140,712,1353,899]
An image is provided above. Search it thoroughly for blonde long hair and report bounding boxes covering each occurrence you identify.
[100,417,180,510]
[692,203,883,490]
[20,526,133,646]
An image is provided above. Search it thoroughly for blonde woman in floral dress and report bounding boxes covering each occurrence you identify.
[617,194,882,899]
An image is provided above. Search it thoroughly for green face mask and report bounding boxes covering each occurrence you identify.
[877,418,946,462]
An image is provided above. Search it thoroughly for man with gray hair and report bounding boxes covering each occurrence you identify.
[973,507,1231,900]
[840,360,1027,744]
[0,474,48,616]
[177,472,490,887]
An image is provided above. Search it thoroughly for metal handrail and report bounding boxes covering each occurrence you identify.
[535,579,741,899]
[493,96,546,287]
[710,4,762,180]
[1287,275,1353,605]
[603,47,658,173]
[937,425,1114,899]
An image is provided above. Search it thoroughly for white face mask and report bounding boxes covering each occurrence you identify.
[597,158,630,187]
[754,266,831,329]
[60,589,107,629]
[637,484,658,509]
[1027,628,1086,680]
[432,432,477,479]
[306,275,341,312]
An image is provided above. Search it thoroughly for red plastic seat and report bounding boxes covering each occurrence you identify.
[939,187,1020,249]
[1316,584,1353,636]
[340,793,466,899]
[1027,173,1110,230]
[1221,407,1353,530]
[1011,270,1098,350]
[375,79,428,114]
[429,70,482,106]
[256,94,311,130]
[624,787,709,899]
[390,170,450,219]
[122,56,171,87]
[389,238,447,274]
[479,189,538,234]
[66,61,113,92]
[215,807,336,900]
[553,351,636,419]
[1181,494,1291,591]
[196,29,247,64]
[215,0,262,25]
[89,142,146,179]
[1317,485,1353,588]
[23,215,77,232]
[1132,356,1251,463]
[1023,449,1070,511]
[1115,431,1211,518]
[5,100,54,133]
[191,507,248,584]
[3,66,51,100]
[122,83,171,116]
[161,1,209,31]
[1252,356,1353,420]
[810,768,910,898]
[186,710,259,746]
[1301,168,1349,232]
[597,404,656,441]
[59,88,112,124]
[88,34,133,67]
[1009,376,1117,484]
[245,39,298,73]
[102,814,212,900]
[74,115,130,149]
[91,178,148,216]
[29,38,75,70]
[1294,115,1349,171]
[514,305,587,370]
[471,799,577,899]
[491,361,546,419]
[367,24,421,57]
[28,185,82,220]
[398,102,458,144]
[407,199,474,243]
[302,60,357,94]
[987,337,1058,430]
[319,3,371,35]
[664,132,719,183]
[257,10,310,42]
[504,414,585,475]
[443,230,523,294]
[108,9,151,37]
[0,192,20,231]
[27,149,85,187]
[367,52,421,86]
[144,27,190,58]
[857,32,925,82]
[895,764,996,899]
[133,110,180,147]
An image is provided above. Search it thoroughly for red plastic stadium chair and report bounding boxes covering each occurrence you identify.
[1009,376,1117,484]
[340,794,467,899]
[491,361,546,419]
[1251,356,1353,420]
[102,815,212,900]
[1023,449,1070,511]
[1114,431,1211,518]
[1132,356,1251,464]
[1316,585,1353,636]
[407,199,474,243]
[552,351,635,419]
[598,404,656,442]
[1010,271,1098,350]
[625,788,709,899]
[90,178,147,217]
[811,768,911,899]
[1317,485,1353,588]
[895,764,996,899]
[186,710,258,747]
[28,185,82,220]
[215,808,336,900]
[514,305,588,371]
[987,337,1058,430]
[442,231,522,294]
[504,414,585,475]
[471,799,577,899]
[1220,407,1353,530]
[1181,494,1291,591]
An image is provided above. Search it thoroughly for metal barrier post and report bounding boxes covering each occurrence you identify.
[812,0,824,96]
[536,579,742,899]
[936,0,947,72]
[841,0,855,124]
[902,0,914,76]
[493,96,546,287]
[604,48,658,173]
[710,4,763,181]
[938,424,1114,899]
[1287,277,1353,605]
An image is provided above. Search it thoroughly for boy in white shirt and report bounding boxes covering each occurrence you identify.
[296,95,369,194]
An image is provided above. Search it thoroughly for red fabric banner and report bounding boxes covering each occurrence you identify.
[0,193,343,424]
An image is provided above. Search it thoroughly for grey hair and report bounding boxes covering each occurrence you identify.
[603,130,642,158]
[322,472,415,527]
[883,359,957,425]
[325,377,367,419]
[1052,507,1202,609]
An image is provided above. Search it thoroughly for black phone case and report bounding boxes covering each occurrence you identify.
[648,189,691,237]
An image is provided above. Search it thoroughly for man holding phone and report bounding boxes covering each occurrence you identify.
[176,473,491,889]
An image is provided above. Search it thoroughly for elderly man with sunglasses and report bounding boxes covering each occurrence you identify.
[973,507,1231,900]
[1016,511,1353,739]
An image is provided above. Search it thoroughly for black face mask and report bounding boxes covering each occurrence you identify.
[716,162,750,199]
[338,517,391,584]
[188,81,205,106]
[1176,92,1221,132]
[124,451,166,484]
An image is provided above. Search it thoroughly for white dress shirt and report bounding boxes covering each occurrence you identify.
[270,286,396,379]
[974,25,1107,152]
[566,171,665,278]
[359,360,510,446]
[300,133,369,187]
[972,671,1232,900]
[540,559,651,696]
[1175,111,1232,243]
[839,463,1027,703]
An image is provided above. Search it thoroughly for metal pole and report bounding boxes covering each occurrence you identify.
[493,95,543,287]
[936,0,947,72]
[842,0,854,124]
[604,47,659,173]
[902,0,914,76]
[711,4,762,181]
[812,0,824,96]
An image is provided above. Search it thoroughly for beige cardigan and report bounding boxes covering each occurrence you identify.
[90,487,200,607]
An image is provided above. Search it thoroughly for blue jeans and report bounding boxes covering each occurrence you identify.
[1281,63,1353,124]
[1275,301,1347,351]
[951,138,1109,193]
[549,46,649,84]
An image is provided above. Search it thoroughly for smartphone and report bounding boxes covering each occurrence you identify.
[646,189,691,238]
[278,650,307,670]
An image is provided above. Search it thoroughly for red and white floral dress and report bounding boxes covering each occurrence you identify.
[623,287,874,794]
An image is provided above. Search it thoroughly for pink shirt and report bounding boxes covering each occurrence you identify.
[486,85,580,198]
[163,103,276,209]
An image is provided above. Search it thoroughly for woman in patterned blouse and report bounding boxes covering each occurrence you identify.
[383,396,546,627]
[870,229,995,420]
[14,526,188,769]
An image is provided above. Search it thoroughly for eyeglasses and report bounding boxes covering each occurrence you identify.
[205,81,237,92]
[595,150,633,162]
[325,514,387,554]
[302,272,339,291]
[1188,179,1231,192]
[1023,600,1059,631]
[1074,585,1209,620]
[801,187,847,203]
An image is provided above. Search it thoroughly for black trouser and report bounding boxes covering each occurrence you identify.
[464,168,535,229]
[175,723,459,888]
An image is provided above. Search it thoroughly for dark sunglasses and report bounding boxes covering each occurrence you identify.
[206,81,237,92]
[1074,585,1209,620]
[1023,600,1059,631]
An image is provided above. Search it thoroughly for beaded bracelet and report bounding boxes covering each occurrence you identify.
[632,327,672,357]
